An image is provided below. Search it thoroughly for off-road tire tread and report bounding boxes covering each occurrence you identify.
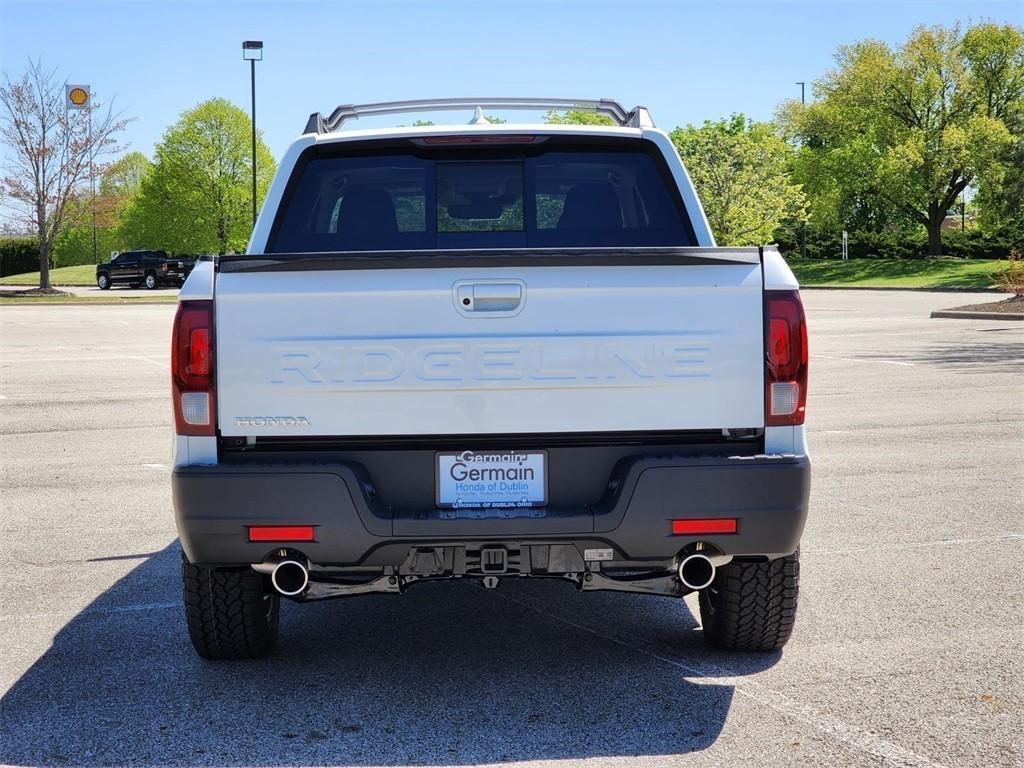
[182,556,278,660]
[699,550,799,652]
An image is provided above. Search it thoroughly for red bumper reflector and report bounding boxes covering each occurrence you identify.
[247,525,315,542]
[671,518,738,535]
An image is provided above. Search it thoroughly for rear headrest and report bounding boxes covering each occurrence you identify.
[557,183,622,230]
[337,188,397,234]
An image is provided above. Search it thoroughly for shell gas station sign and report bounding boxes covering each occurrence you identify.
[66,84,90,110]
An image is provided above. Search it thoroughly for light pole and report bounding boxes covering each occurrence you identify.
[242,41,263,227]
[796,81,807,260]
[66,85,97,261]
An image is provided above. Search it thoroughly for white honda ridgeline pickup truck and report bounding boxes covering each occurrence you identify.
[171,98,810,660]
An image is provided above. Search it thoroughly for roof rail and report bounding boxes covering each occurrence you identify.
[303,97,654,134]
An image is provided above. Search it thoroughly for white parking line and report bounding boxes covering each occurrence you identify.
[816,354,916,367]
[94,601,179,615]
[141,463,169,471]
[502,592,947,768]
[0,355,165,365]
[803,533,1024,556]
[129,355,169,368]
[0,601,180,622]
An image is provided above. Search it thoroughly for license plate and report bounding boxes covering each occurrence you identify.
[436,450,547,509]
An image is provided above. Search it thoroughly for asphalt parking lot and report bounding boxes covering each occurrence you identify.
[0,290,1021,768]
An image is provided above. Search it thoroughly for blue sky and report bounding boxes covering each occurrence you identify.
[1,0,1021,163]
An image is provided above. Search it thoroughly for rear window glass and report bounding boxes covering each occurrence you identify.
[268,141,694,252]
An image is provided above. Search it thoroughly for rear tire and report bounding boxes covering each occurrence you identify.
[182,553,279,660]
[97,273,110,290]
[698,550,799,652]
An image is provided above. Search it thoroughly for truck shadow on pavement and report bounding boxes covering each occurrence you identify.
[1,543,780,766]
[862,337,1024,373]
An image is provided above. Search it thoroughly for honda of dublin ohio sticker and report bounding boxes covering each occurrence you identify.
[436,450,547,509]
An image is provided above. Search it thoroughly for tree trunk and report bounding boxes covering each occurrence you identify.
[37,222,50,291]
[927,221,944,257]
[926,202,944,257]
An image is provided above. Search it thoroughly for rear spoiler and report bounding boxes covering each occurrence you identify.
[304,97,655,134]
[217,247,761,274]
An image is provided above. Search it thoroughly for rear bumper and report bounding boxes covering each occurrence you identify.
[174,454,810,567]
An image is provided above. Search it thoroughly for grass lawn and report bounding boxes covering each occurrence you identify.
[0,264,98,286]
[788,258,1007,289]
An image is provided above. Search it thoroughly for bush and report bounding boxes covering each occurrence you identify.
[775,224,1023,260]
[995,250,1024,296]
[774,228,926,259]
[0,237,39,276]
[942,228,1024,260]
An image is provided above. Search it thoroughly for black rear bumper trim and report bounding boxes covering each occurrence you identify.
[174,454,810,567]
[222,429,762,452]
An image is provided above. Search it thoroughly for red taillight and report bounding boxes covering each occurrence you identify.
[764,290,808,426]
[248,525,315,542]
[188,328,210,375]
[171,300,215,436]
[768,318,790,366]
[671,518,738,535]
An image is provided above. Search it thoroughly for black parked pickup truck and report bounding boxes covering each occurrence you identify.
[96,250,195,290]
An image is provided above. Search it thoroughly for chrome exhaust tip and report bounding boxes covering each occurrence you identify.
[678,553,716,591]
[271,559,309,596]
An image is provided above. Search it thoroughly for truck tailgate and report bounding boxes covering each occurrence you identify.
[214,252,765,437]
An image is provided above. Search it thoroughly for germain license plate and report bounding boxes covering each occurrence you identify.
[436,450,547,509]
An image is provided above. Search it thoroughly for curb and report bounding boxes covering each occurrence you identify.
[0,299,177,307]
[0,283,96,288]
[802,285,1003,293]
[930,310,1023,321]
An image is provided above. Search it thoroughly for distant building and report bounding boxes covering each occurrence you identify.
[941,213,974,231]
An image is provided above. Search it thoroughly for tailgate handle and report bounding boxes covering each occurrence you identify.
[456,282,524,312]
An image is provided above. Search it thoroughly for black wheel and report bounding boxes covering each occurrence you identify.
[97,272,110,290]
[144,272,159,290]
[182,553,279,660]
[698,550,799,652]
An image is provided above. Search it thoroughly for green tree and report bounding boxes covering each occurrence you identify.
[965,24,1024,233]
[121,98,275,254]
[53,152,153,265]
[543,110,614,125]
[670,115,807,245]
[100,151,150,203]
[51,211,119,267]
[782,22,1023,255]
